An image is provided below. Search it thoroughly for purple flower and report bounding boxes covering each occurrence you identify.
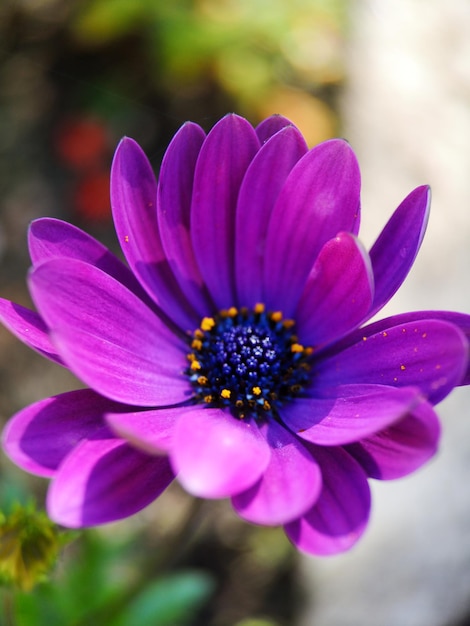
[1,114,470,556]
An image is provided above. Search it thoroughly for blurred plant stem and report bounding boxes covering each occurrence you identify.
[2,590,15,626]
[71,496,205,626]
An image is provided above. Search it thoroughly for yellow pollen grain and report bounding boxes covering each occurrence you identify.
[197,376,208,385]
[191,339,202,350]
[201,317,215,331]
[204,395,213,403]
[187,353,196,362]
[194,329,204,339]
[283,319,295,329]
[227,307,238,317]
[271,311,283,322]
[362,336,367,341]
[252,386,262,396]
[263,400,271,410]
[221,389,231,399]
[254,303,265,314]
[236,400,244,408]
[400,364,406,371]
[190,360,202,371]
[291,343,304,353]
[304,347,314,356]
[382,332,388,338]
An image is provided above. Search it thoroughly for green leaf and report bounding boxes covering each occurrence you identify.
[110,570,215,626]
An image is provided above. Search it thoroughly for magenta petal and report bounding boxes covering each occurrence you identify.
[283,384,421,446]
[106,405,188,455]
[285,446,371,556]
[369,185,430,318]
[28,218,150,303]
[157,123,214,317]
[0,298,63,365]
[345,400,440,479]
[171,407,270,498]
[263,139,361,316]
[47,436,174,527]
[296,233,374,346]
[191,114,260,308]
[232,420,321,525]
[111,137,199,331]
[255,115,295,144]
[235,125,308,307]
[29,258,189,406]
[316,319,468,404]
[2,389,124,477]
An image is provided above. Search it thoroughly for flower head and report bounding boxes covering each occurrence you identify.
[1,114,470,555]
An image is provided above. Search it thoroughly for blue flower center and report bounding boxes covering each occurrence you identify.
[186,304,312,419]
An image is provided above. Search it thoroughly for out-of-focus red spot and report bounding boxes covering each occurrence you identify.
[55,117,109,171]
[74,170,111,221]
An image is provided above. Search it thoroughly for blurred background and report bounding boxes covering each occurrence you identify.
[1,1,470,625]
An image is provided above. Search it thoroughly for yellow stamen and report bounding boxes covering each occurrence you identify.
[190,360,202,371]
[201,317,215,331]
[252,386,262,396]
[203,395,213,403]
[187,353,196,362]
[194,329,204,339]
[227,307,238,317]
[191,339,202,351]
[254,303,265,314]
[271,311,283,323]
[283,319,295,329]
[291,343,304,353]
[221,388,231,399]
[197,376,208,385]
[263,400,271,411]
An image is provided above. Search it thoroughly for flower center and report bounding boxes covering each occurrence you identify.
[186,304,312,419]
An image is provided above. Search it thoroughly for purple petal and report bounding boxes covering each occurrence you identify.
[263,139,361,316]
[47,436,174,527]
[171,407,270,498]
[295,233,374,346]
[2,389,125,477]
[345,400,440,479]
[316,319,468,404]
[29,258,190,406]
[255,115,295,144]
[0,298,63,365]
[106,405,188,455]
[369,185,430,318]
[285,445,371,556]
[191,114,260,308]
[335,309,470,387]
[28,218,150,303]
[232,420,321,525]
[235,125,308,307]
[282,384,421,446]
[157,123,215,318]
[111,137,199,332]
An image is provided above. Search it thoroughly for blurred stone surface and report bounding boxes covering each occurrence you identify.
[301,2,470,625]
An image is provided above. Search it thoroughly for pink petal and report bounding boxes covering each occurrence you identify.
[235,124,308,307]
[29,258,190,406]
[111,137,199,332]
[157,123,214,318]
[255,114,296,144]
[48,436,174,527]
[171,407,270,498]
[369,185,430,318]
[0,298,63,365]
[285,446,371,556]
[316,319,468,404]
[282,384,422,446]
[232,420,321,525]
[263,139,361,316]
[345,400,440,479]
[191,114,260,308]
[2,389,122,477]
[106,405,189,455]
[295,233,374,347]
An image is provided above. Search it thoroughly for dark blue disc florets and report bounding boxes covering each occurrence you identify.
[186,304,312,419]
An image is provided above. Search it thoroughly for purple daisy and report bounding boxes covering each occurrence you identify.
[1,114,470,556]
